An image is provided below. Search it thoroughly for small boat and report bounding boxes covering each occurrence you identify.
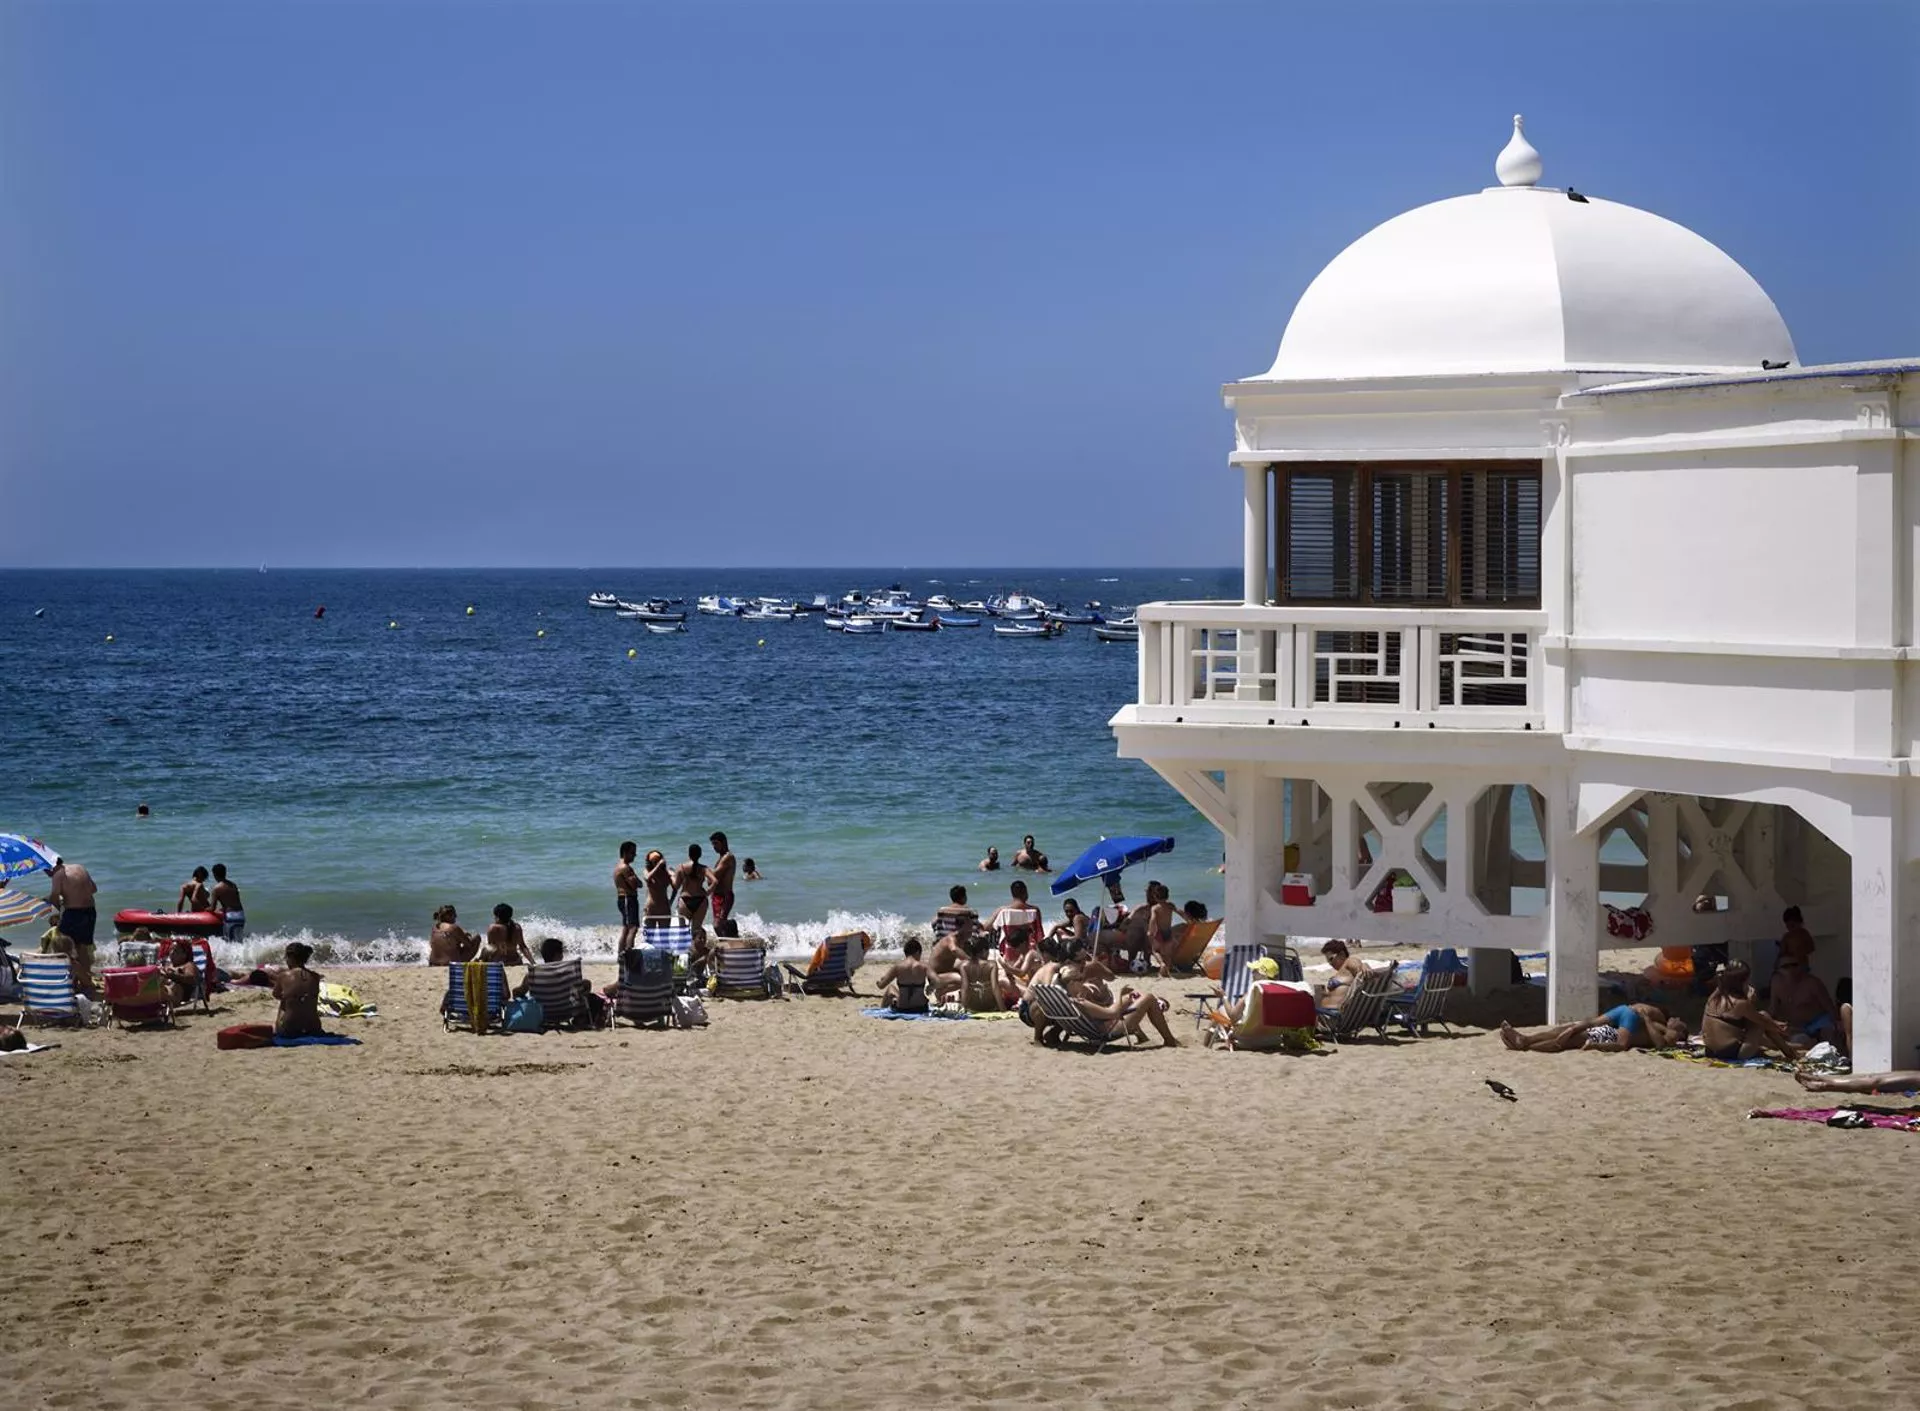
[644,621,687,635]
[936,614,980,627]
[925,595,958,613]
[696,595,743,616]
[888,616,939,632]
[992,621,1054,638]
[587,592,620,609]
[740,608,793,622]
[957,600,990,613]
[1092,624,1139,642]
[839,616,885,635]
[1041,608,1099,625]
[796,595,831,614]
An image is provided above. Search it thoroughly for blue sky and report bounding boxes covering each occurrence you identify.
[4,0,1915,568]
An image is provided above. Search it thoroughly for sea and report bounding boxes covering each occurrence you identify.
[2,568,1237,964]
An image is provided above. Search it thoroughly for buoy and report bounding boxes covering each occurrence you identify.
[466,606,475,616]
[33,608,44,618]
[627,648,636,658]
[105,634,114,643]
[536,629,545,638]
[758,639,766,647]
[388,620,398,630]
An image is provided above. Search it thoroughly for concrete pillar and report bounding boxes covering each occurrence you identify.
[1243,463,1269,606]
[1226,773,1287,952]
[1545,779,1599,1023]
[1848,790,1917,1074]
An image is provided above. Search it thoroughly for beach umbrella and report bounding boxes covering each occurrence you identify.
[0,886,52,929]
[0,834,58,881]
[1049,835,1175,896]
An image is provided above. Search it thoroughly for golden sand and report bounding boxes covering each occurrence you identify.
[3,964,1909,1409]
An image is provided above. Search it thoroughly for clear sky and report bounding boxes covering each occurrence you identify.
[4,0,1915,569]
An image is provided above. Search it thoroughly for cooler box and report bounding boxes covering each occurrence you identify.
[1247,981,1318,1030]
[1281,873,1316,906]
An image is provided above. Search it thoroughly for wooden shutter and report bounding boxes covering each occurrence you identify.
[1369,471,1449,602]
[1282,467,1359,601]
[1460,469,1541,605]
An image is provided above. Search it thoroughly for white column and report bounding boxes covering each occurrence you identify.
[1243,463,1268,606]
[1545,779,1599,1023]
[1848,789,1915,1074]
[1226,772,1286,951]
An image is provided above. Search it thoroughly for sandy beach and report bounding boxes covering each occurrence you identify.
[3,962,1910,1410]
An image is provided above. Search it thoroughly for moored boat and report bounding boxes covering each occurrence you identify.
[644,621,687,634]
[587,592,620,609]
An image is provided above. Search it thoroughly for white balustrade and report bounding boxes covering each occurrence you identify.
[1133,602,1543,726]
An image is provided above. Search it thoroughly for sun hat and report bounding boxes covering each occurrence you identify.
[1248,956,1281,980]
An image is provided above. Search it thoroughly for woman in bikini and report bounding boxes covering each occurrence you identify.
[642,850,673,922]
[428,905,480,965]
[478,903,534,967]
[672,844,711,943]
[1048,897,1089,945]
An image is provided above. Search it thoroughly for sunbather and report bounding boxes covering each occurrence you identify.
[1048,897,1089,945]
[1067,986,1181,1048]
[929,909,973,1001]
[1767,956,1844,1052]
[872,938,934,1014]
[957,935,1003,1013]
[1317,940,1375,1008]
[1499,1004,1686,1052]
[1702,961,1801,1061]
[159,939,202,1006]
[478,903,534,967]
[1795,1065,1920,1094]
[268,942,325,1039]
[1056,937,1116,1005]
[428,905,480,965]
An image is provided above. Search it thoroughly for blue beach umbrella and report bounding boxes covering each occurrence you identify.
[1049,835,1175,897]
[0,886,53,929]
[0,834,58,881]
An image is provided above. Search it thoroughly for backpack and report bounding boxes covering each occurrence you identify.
[671,993,708,1029]
[504,995,545,1033]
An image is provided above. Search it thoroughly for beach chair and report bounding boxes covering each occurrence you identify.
[615,945,676,1027]
[781,933,862,998]
[1382,951,1463,1037]
[1208,980,1320,1052]
[641,918,693,957]
[525,957,594,1029]
[1316,963,1398,1044]
[157,938,216,1014]
[713,939,779,999]
[441,962,509,1033]
[18,952,85,1027]
[1186,942,1262,1038]
[991,906,1041,957]
[102,966,174,1028]
[1027,981,1134,1054]
[1167,918,1223,973]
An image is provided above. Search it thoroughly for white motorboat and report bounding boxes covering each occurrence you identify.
[992,621,1054,638]
[588,592,620,609]
[644,621,687,635]
[888,615,939,632]
[741,608,793,622]
[838,616,885,634]
[1091,624,1139,642]
[925,595,958,613]
[697,595,742,616]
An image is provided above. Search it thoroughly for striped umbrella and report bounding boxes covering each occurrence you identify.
[0,886,53,929]
[0,834,59,881]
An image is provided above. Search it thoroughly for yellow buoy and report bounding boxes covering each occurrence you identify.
[105,634,114,643]
[388,620,398,629]
[536,629,545,638]
[466,605,475,616]
[627,648,637,658]
[758,639,766,647]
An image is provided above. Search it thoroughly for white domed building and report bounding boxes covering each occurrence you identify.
[1112,118,1920,1068]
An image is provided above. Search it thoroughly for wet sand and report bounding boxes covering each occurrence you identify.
[3,963,1909,1409]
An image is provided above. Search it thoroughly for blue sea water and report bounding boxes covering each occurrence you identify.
[2,568,1233,960]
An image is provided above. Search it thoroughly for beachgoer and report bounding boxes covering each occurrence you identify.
[176,866,211,913]
[160,939,202,1006]
[1317,940,1374,1009]
[742,858,764,881]
[978,846,1001,872]
[673,844,711,943]
[957,929,1003,1013]
[1123,881,1177,976]
[1067,985,1181,1048]
[46,857,99,997]
[478,903,534,967]
[642,849,672,921]
[1056,936,1117,1005]
[933,884,976,936]
[708,832,737,929]
[1779,905,1815,965]
[1048,897,1089,944]
[1702,961,1800,1061]
[1767,955,1843,1050]
[268,942,324,1038]
[873,938,934,1014]
[135,803,150,819]
[1013,835,1050,872]
[929,891,974,999]
[1498,1004,1686,1052]
[210,863,245,946]
[989,879,1044,954]
[428,905,480,965]
[614,841,641,954]
[1795,1063,1917,1095]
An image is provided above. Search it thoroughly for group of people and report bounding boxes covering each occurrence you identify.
[613,833,757,955]
[174,862,247,942]
[976,835,1050,873]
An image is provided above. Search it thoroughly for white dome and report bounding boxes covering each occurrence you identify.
[1263,132,1795,382]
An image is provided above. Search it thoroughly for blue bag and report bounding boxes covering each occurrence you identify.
[503,994,545,1033]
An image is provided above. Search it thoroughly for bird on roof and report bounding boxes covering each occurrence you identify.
[1565,187,1588,204]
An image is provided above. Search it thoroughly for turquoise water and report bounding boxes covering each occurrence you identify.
[3,568,1233,960]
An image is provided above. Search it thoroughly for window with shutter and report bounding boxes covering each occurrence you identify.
[1370,471,1449,601]
[1460,469,1541,605]
[1282,467,1359,601]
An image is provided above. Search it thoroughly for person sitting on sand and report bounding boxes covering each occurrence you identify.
[957,930,1004,1013]
[1013,835,1050,872]
[978,846,1001,872]
[1048,897,1089,945]
[933,885,977,941]
[989,880,1044,954]
[1767,955,1844,1052]
[428,905,481,966]
[1499,1003,1687,1052]
[1702,961,1800,1061]
[1795,1066,1918,1095]
[268,942,324,1039]
[1317,940,1373,1008]
[478,903,534,967]
[176,866,211,914]
[928,909,973,1002]
[159,938,202,1006]
[873,938,934,1014]
[1779,905,1815,965]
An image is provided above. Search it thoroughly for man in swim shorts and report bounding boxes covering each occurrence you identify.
[47,857,99,997]
[1767,954,1843,1051]
[1499,1003,1686,1052]
[707,832,736,928]
[614,841,641,954]
[210,863,245,945]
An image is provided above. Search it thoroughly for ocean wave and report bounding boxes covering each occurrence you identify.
[206,907,919,968]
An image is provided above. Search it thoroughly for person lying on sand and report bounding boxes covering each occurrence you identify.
[1795,1068,1920,1094]
[268,942,324,1039]
[1499,1004,1686,1052]
[478,903,534,967]
[872,938,934,1014]
[1702,961,1801,1062]
[428,905,481,966]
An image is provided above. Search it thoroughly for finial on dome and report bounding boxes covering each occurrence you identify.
[1495,114,1543,187]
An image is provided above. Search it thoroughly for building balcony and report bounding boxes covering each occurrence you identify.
[1131,602,1547,730]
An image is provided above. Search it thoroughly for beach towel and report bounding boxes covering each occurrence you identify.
[860,1006,971,1022]
[318,981,377,1019]
[1748,1106,1920,1131]
[272,1033,361,1047]
[0,1041,58,1057]
[462,961,490,1035]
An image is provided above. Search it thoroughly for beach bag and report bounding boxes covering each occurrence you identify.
[217,1023,276,1050]
[671,993,708,1029]
[503,995,545,1033]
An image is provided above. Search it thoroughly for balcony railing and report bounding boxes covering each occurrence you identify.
[1132,602,1546,727]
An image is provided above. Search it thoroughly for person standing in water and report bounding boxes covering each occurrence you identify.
[642,849,672,923]
[176,866,211,914]
[673,844,711,943]
[614,841,642,954]
[707,832,737,930]
[210,863,245,946]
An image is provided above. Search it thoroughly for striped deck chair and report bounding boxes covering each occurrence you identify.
[525,957,591,1029]
[713,940,778,999]
[1027,981,1133,1054]
[615,945,676,1027]
[1316,962,1399,1043]
[781,932,861,997]
[642,918,693,959]
[441,962,509,1033]
[19,952,85,1026]
[1186,942,1262,1038]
